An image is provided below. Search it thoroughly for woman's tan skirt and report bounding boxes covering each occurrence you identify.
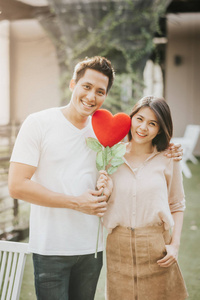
[106,225,188,300]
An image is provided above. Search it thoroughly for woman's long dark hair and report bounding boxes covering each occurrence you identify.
[128,96,173,151]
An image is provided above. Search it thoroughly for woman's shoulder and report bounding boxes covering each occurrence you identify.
[153,150,174,165]
[156,150,183,176]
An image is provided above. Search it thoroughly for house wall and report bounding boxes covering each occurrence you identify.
[9,19,61,124]
[0,21,10,125]
[165,13,200,155]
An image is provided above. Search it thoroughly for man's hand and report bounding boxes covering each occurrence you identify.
[96,170,113,201]
[157,243,179,267]
[76,189,107,217]
[164,143,183,161]
[9,162,107,215]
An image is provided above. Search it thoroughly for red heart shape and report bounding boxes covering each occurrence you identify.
[92,109,131,147]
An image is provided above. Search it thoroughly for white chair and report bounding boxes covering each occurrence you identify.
[0,240,29,300]
[171,124,200,178]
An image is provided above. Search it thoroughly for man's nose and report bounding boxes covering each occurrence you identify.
[86,90,96,101]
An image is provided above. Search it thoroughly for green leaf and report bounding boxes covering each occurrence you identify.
[105,146,112,165]
[111,143,126,158]
[110,157,124,167]
[107,166,118,175]
[96,150,105,171]
[86,137,102,152]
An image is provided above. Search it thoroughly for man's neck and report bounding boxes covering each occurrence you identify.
[62,104,89,130]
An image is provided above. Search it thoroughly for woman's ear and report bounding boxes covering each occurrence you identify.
[69,79,76,91]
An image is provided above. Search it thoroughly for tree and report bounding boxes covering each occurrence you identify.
[0,0,171,113]
[40,0,171,112]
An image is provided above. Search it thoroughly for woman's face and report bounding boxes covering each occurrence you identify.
[131,107,160,146]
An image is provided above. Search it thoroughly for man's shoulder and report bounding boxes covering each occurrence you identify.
[25,107,61,126]
[29,107,60,119]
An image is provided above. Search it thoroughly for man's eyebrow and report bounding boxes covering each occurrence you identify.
[83,81,92,85]
[83,82,106,92]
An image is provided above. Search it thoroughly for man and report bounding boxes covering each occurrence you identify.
[9,56,114,300]
[8,56,182,300]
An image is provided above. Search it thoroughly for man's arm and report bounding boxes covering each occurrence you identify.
[8,162,107,217]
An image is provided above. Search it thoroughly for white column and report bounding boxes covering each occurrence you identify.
[143,60,163,97]
[0,20,10,125]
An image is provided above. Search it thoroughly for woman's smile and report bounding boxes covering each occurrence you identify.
[136,131,147,137]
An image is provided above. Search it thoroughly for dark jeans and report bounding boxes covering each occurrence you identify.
[32,252,103,300]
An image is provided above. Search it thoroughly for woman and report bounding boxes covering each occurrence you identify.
[101,96,188,300]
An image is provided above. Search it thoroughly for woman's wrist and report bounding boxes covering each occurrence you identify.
[170,240,180,250]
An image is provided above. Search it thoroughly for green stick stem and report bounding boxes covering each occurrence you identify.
[95,148,106,258]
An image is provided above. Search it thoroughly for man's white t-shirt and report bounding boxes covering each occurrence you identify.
[10,107,103,255]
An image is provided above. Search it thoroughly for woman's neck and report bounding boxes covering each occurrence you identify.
[125,141,155,169]
[127,140,154,156]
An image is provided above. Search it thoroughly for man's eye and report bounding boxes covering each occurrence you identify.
[97,91,104,96]
[83,85,90,89]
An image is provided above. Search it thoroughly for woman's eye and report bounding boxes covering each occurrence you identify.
[83,85,90,89]
[137,117,142,121]
[150,122,156,126]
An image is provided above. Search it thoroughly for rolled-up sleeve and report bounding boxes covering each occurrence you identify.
[165,160,186,213]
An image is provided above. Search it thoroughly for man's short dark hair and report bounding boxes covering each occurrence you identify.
[72,56,115,93]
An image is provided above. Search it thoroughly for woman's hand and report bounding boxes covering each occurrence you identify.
[96,170,113,201]
[157,243,179,267]
[164,143,183,161]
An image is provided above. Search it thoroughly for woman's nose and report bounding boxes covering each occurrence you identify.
[140,122,147,130]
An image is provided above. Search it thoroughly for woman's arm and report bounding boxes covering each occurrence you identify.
[170,211,184,248]
[157,211,184,267]
[96,170,113,200]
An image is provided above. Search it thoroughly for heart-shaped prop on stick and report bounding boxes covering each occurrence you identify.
[92,109,131,147]
[87,109,131,174]
[86,109,131,258]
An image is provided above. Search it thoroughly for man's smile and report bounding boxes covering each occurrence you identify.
[81,100,94,108]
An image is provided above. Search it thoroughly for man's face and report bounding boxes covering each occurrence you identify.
[70,68,109,117]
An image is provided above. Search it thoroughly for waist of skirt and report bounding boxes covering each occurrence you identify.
[112,223,166,236]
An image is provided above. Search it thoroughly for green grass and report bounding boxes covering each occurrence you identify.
[21,160,200,299]
[178,160,200,299]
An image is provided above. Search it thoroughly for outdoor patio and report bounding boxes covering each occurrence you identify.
[20,159,200,300]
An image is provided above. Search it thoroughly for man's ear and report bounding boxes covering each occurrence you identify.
[69,79,76,91]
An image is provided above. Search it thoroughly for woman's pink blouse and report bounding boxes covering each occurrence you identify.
[103,150,185,233]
